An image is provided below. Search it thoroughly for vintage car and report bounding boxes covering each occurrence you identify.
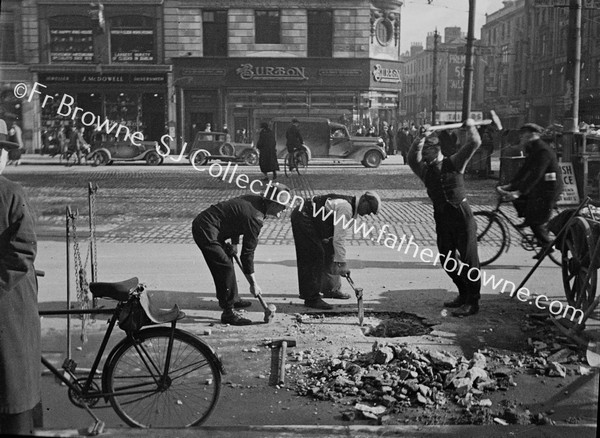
[87,138,163,166]
[188,131,258,166]
[271,117,387,168]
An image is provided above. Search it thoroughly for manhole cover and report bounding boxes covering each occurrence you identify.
[303,311,433,338]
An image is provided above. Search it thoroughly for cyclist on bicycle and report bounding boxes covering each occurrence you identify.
[285,118,303,171]
[497,123,563,259]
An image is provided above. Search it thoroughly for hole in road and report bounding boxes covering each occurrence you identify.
[304,311,433,338]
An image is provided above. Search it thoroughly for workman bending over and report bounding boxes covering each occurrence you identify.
[192,183,290,325]
[408,120,481,317]
[291,191,381,310]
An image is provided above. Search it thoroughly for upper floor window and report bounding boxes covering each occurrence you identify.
[203,10,228,56]
[255,10,280,44]
[110,15,155,63]
[0,12,16,62]
[49,16,93,63]
[307,10,332,57]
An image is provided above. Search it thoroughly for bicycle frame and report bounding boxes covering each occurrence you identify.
[39,304,179,404]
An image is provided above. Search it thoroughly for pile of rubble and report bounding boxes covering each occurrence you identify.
[292,340,586,425]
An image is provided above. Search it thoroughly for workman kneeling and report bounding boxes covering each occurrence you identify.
[192,183,290,325]
[291,191,381,310]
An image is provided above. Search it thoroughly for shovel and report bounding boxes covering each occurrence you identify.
[344,274,364,326]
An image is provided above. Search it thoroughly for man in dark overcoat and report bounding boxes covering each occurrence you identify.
[256,122,279,181]
[291,191,381,310]
[0,118,41,435]
[499,123,563,258]
[408,119,482,317]
[285,118,303,170]
[192,183,290,325]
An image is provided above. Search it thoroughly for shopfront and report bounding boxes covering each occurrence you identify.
[33,71,168,142]
[173,58,402,148]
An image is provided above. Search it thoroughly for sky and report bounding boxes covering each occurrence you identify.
[400,0,503,53]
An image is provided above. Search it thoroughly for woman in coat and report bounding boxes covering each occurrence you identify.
[256,122,279,180]
[0,118,41,435]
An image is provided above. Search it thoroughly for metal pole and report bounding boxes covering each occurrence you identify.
[431,29,439,125]
[462,0,476,120]
[65,207,72,360]
[562,0,582,164]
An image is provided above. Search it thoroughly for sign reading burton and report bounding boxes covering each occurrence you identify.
[236,64,309,81]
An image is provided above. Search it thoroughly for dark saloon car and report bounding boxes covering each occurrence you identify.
[87,138,163,166]
[187,131,258,166]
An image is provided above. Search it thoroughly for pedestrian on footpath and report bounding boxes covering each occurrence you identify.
[192,183,290,325]
[0,118,42,435]
[408,119,482,317]
[497,123,563,259]
[285,118,303,171]
[256,122,279,181]
[291,192,381,310]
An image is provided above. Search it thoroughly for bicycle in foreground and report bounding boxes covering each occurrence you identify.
[39,277,224,432]
[474,193,562,267]
[283,146,309,177]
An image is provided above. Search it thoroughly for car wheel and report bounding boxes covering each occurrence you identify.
[219,143,235,156]
[92,151,109,166]
[190,149,209,167]
[362,150,382,168]
[145,151,162,166]
[240,150,259,166]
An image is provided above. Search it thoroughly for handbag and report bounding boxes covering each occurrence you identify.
[118,297,152,334]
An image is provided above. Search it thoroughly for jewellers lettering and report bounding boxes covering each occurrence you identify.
[236,64,308,81]
[372,64,401,83]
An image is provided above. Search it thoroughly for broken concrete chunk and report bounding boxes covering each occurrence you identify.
[429,350,457,369]
[546,362,567,378]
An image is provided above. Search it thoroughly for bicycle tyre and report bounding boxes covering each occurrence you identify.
[105,327,221,428]
[474,211,507,266]
[284,152,292,177]
[295,150,308,175]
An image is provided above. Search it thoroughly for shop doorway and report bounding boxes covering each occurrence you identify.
[190,112,213,142]
[142,93,166,141]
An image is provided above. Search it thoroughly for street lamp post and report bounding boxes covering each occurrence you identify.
[462,0,476,120]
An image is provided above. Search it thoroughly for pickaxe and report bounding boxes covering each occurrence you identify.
[231,253,277,323]
[344,274,364,326]
[427,110,503,132]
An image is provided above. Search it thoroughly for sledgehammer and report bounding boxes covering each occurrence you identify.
[232,253,277,323]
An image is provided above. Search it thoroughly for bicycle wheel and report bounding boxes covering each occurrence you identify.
[283,152,293,177]
[295,150,308,175]
[105,327,222,428]
[474,211,507,266]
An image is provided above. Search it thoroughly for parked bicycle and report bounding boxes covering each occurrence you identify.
[474,195,562,267]
[283,147,309,177]
[39,277,224,430]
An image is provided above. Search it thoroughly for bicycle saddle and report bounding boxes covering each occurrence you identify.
[89,277,139,301]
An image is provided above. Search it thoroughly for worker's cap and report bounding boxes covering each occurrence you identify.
[0,119,19,151]
[263,182,292,206]
[519,123,544,134]
[362,191,381,215]
[260,121,269,130]
[291,118,299,124]
[423,131,440,147]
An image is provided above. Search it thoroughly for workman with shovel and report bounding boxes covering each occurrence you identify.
[291,191,381,310]
[192,183,290,325]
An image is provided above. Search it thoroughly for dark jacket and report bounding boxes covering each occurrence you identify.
[285,124,303,152]
[256,127,279,173]
[192,196,267,274]
[303,194,356,239]
[0,176,41,414]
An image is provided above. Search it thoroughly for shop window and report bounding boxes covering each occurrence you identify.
[49,16,94,63]
[255,10,280,44]
[105,92,141,138]
[203,10,228,57]
[307,10,332,57]
[310,93,332,107]
[286,92,307,108]
[259,92,284,107]
[110,15,155,63]
[0,12,16,62]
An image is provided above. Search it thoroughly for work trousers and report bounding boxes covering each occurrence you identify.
[434,201,481,305]
[192,220,240,310]
[290,207,341,301]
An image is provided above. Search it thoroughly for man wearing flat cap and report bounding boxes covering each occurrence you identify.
[498,123,563,258]
[0,119,41,435]
[291,191,381,309]
[285,118,303,171]
[408,119,482,317]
